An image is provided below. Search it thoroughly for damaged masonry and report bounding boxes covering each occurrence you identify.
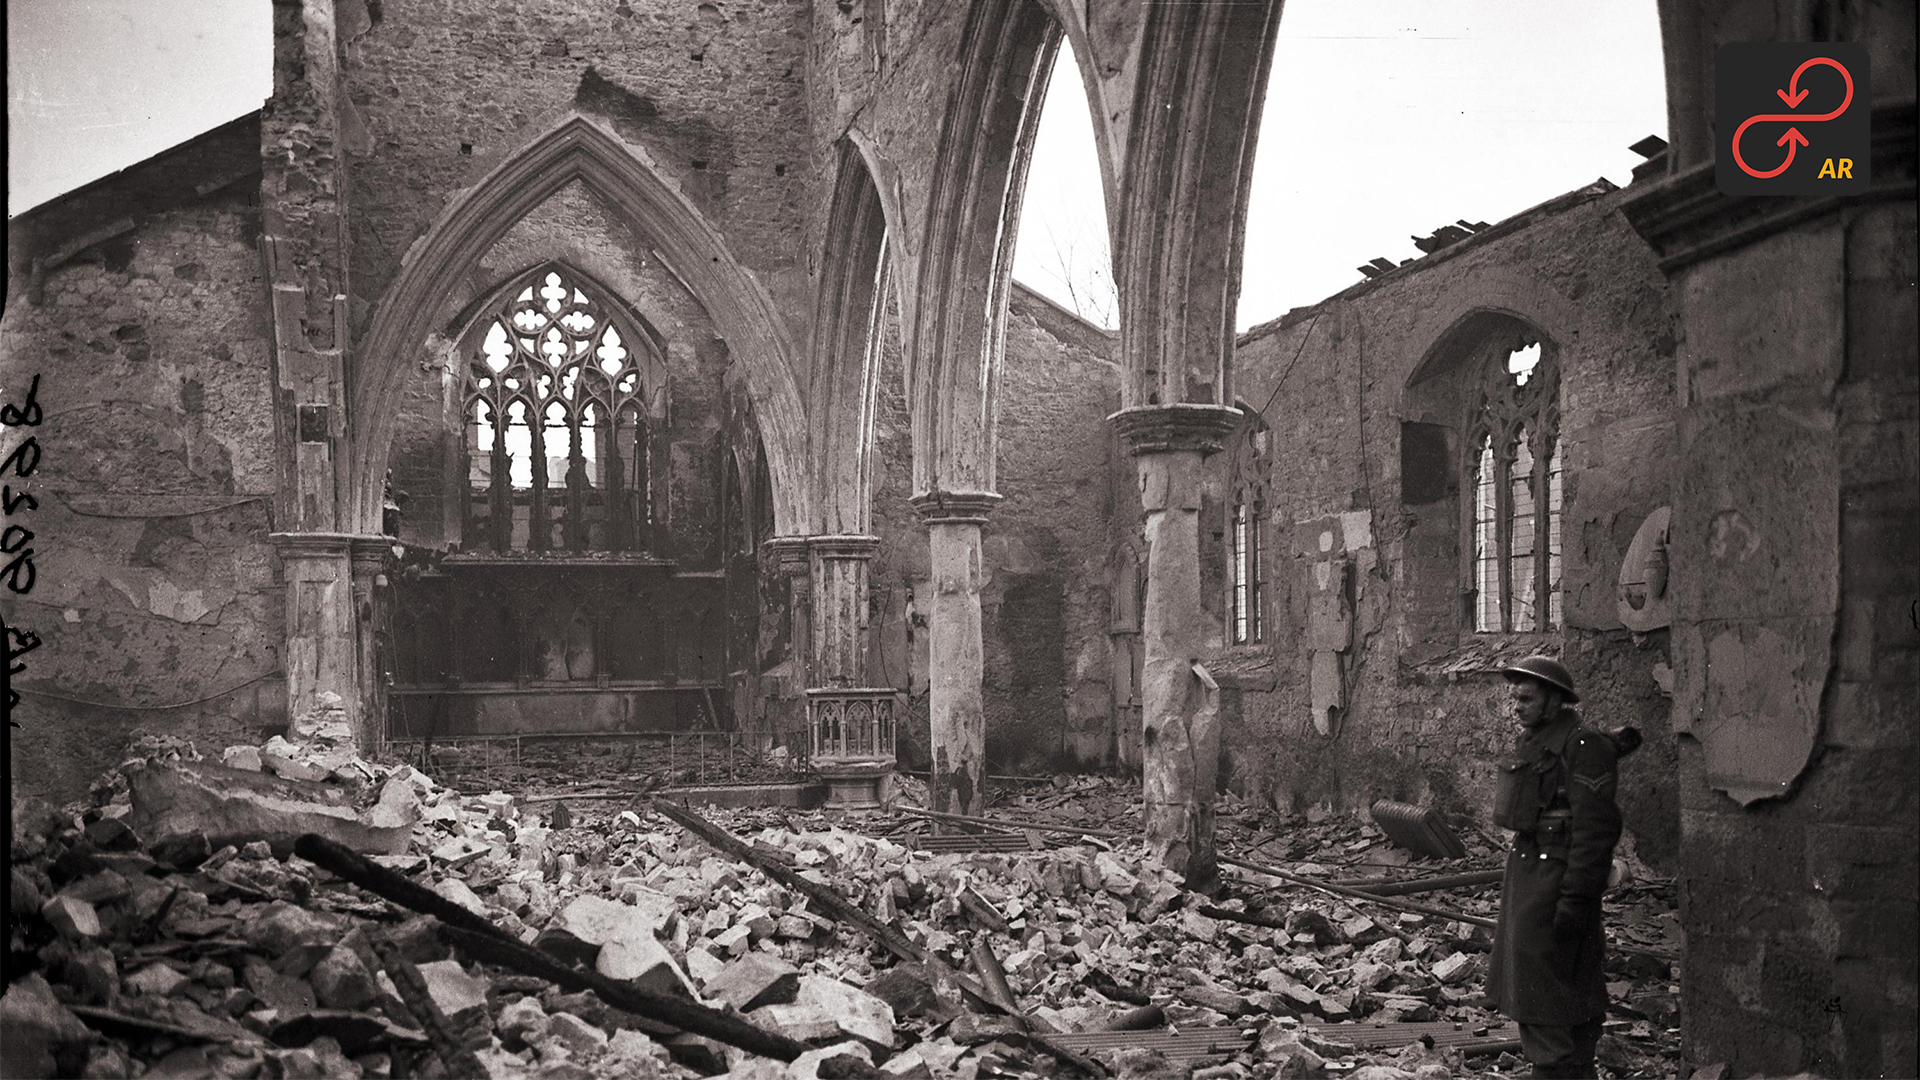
[3,1,1915,1080]
[7,730,1688,1079]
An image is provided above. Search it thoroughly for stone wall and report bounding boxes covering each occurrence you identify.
[1653,196,1917,1079]
[2,123,284,800]
[342,0,817,349]
[870,284,1122,774]
[1220,182,1682,865]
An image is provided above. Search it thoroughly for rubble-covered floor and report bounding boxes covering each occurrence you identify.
[6,733,1685,1079]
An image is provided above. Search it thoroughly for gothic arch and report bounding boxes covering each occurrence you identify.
[809,142,896,534]
[907,0,1061,497]
[1398,269,1597,413]
[349,113,810,537]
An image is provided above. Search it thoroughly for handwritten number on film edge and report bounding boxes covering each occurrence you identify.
[3,373,43,723]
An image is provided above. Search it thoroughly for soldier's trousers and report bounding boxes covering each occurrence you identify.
[1518,1016,1602,1078]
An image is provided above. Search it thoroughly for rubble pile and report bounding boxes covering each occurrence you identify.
[7,733,1683,1078]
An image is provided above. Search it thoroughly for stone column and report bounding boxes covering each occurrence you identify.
[809,535,881,686]
[1111,404,1239,890]
[348,537,393,755]
[759,537,813,751]
[271,532,360,745]
[909,491,1000,815]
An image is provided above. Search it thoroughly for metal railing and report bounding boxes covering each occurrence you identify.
[805,688,898,765]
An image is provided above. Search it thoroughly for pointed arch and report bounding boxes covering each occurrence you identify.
[349,113,809,537]
[809,141,896,535]
[908,0,1061,497]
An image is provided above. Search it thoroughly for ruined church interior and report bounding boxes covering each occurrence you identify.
[3,1,1915,1077]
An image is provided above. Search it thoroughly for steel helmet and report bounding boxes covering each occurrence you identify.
[1500,655,1580,703]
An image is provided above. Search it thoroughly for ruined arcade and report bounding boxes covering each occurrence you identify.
[3,2,1915,1078]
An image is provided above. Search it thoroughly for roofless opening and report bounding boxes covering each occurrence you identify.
[1009,36,1116,329]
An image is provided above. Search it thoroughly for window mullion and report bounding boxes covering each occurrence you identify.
[1495,434,1513,632]
[1533,427,1551,629]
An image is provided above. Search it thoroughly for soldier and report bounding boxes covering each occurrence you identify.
[1487,656,1623,1079]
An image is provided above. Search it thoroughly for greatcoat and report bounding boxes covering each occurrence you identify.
[1487,708,1623,1026]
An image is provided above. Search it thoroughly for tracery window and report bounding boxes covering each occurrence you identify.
[1229,410,1271,645]
[1470,341,1562,632]
[461,267,660,553]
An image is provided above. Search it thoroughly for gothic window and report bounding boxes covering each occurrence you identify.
[1469,341,1562,632]
[1229,409,1271,645]
[461,267,658,553]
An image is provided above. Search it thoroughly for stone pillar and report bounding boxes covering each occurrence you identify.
[909,491,1000,816]
[760,537,813,751]
[272,532,360,745]
[348,537,393,755]
[809,535,881,686]
[1111,404,1239,890]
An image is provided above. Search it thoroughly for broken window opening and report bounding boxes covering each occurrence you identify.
[461,266,658,554]
[1469,341,1561,633]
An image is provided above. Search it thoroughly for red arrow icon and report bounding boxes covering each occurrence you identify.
[1734,56,1854,179]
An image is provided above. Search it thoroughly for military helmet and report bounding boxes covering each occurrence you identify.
[1500,655,1580,703]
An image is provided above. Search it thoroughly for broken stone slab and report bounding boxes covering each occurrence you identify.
[792,975,895,1049]
[241,902,351,955]
[702,953,801,1012]
[124,964,191,997]
[864,963,957,1021]
[126,759,416,856]
[431,836,492,869]
[544,894,672,952]
[774,914,816,941]
[1431,952,1475,985]
[498,996,551,1044]
[685,947,727,989]
[40,894,102,939]
[433,876,490,918]
[714,924,753,957]
[596,934,695,997]
[1341,914,1389,945]
[416,959,490,1028]
[309,944,381,1011]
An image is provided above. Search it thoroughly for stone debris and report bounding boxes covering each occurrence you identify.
[8,748,1686,1079]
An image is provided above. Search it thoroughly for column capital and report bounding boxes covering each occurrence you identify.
[1109,404,1243,458]
[909,490,1002,525]
[809,534,881,561]
[760,536,814,577]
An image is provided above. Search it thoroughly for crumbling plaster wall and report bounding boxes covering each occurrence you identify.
[1666,200,1917,1080]
[1222,188,1682,865]
[3,198,284,800]
[869,285,1121,774]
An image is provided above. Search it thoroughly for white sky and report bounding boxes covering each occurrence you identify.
[6,0,1664,333]
[1011,0,1669,330]
[6,0,271,219]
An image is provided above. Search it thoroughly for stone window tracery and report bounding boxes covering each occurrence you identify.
[460,267,661,554]
[1469,340,1562,632]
